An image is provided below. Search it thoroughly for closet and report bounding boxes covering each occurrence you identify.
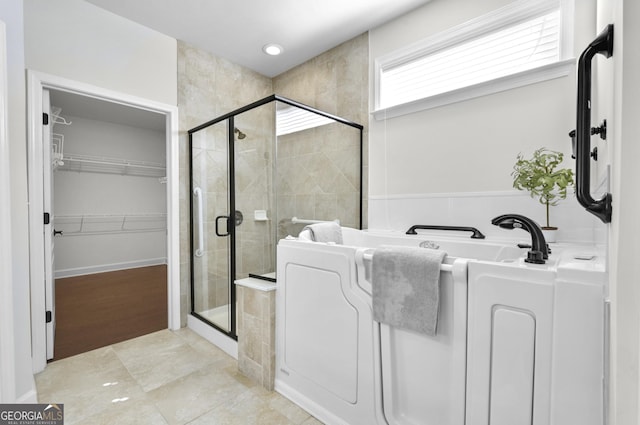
[48,90,168,360]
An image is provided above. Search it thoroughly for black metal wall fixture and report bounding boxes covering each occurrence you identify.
[574,24,614,223]
[569,120,606,161]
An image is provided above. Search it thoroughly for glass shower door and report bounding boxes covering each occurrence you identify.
[190,121,232,333]
[233,103,276,282]
[188,94,363,341]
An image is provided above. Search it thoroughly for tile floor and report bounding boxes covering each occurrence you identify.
[35,328,324,425]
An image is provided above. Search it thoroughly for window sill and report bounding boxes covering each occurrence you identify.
[372,59,575,121]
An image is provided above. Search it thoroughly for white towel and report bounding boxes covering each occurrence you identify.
[372,245,446,336]
[301,222,343,244]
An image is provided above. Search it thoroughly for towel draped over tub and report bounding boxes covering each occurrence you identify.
[372,245,446,336]
[301,222,343,244]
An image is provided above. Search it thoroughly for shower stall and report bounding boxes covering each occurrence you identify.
[189,95,363,339]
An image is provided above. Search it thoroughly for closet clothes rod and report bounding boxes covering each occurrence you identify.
[63,155,165,170]
[56,153,166,178]
[54,213,167,237]
[56,213,167,219]
[57,228,166,237]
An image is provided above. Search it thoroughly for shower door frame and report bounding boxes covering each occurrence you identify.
[188,116,238,338]
[188,94,364,340]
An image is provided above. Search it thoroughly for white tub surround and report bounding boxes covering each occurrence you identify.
[368,191,606,245]
[276,227,607,425]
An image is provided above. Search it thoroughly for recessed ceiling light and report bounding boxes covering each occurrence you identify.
[263,43,283,56]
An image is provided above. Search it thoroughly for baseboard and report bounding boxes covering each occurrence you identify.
[54,258,167,279]
[274,379,344,425]
[16,383,38,404]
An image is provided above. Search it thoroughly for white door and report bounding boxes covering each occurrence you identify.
[42,89,55,360]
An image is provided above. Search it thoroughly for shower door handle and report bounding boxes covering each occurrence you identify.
[193,187,204,257]
[215,215,230,237]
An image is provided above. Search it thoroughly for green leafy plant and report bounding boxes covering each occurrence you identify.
[511,148,575,229]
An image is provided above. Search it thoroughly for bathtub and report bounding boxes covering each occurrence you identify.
[275,227,607,425]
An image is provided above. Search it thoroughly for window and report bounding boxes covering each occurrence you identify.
[373,0,574,119]
[276,104,333,136]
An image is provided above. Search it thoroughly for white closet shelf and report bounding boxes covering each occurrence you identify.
[56,153,166,178]
[54,213,167,236]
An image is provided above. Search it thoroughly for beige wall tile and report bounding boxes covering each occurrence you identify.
[179,32,368,325]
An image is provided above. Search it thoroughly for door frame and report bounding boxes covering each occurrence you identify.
[26,70,180,373]
[0,19,16,402]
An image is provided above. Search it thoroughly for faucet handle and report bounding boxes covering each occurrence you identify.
[525,250,545,264]
[517,243,551,254]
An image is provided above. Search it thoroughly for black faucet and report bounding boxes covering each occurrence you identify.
[491,214,548,264]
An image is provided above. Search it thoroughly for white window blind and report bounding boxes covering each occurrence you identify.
[373,0,574,119]
[276,105,333,136]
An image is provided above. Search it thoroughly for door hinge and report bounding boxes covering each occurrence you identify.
[45,310,52,323]
[43,112,49,125]
[44,212,50,225]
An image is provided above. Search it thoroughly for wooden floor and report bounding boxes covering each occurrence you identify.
[53,265,168,361]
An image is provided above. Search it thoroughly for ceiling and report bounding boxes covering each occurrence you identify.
[85,0,431,77]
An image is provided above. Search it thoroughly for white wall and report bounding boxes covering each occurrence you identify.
[0,0,37,403]
[368,0,603,243]
[24,0,177,106]
[53,116,167,275]
[0,18,15,404]
[605,0,640,423]
[0,0,178,399]
[370,0,639,421]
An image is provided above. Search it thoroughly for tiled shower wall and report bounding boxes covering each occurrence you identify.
[233,104,277,279]
[276,122,362,241]
[177,33,369,325]
[274,33,369,228]
[178,42,272,325]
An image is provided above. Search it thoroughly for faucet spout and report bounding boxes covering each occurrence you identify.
[491,214,548,264]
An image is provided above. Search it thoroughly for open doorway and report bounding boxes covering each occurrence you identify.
[47,89,168,360]
[27,72,180,372]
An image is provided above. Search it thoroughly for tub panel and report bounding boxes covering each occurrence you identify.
[283,263,358,403]
[489,307,535,425]
[276,242,380,425]
[379,269,467,425]
[466,263,555,425]
[550,279,605,424]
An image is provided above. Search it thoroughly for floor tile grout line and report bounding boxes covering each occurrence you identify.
[110,330,213,393]
[37,328,325,425]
